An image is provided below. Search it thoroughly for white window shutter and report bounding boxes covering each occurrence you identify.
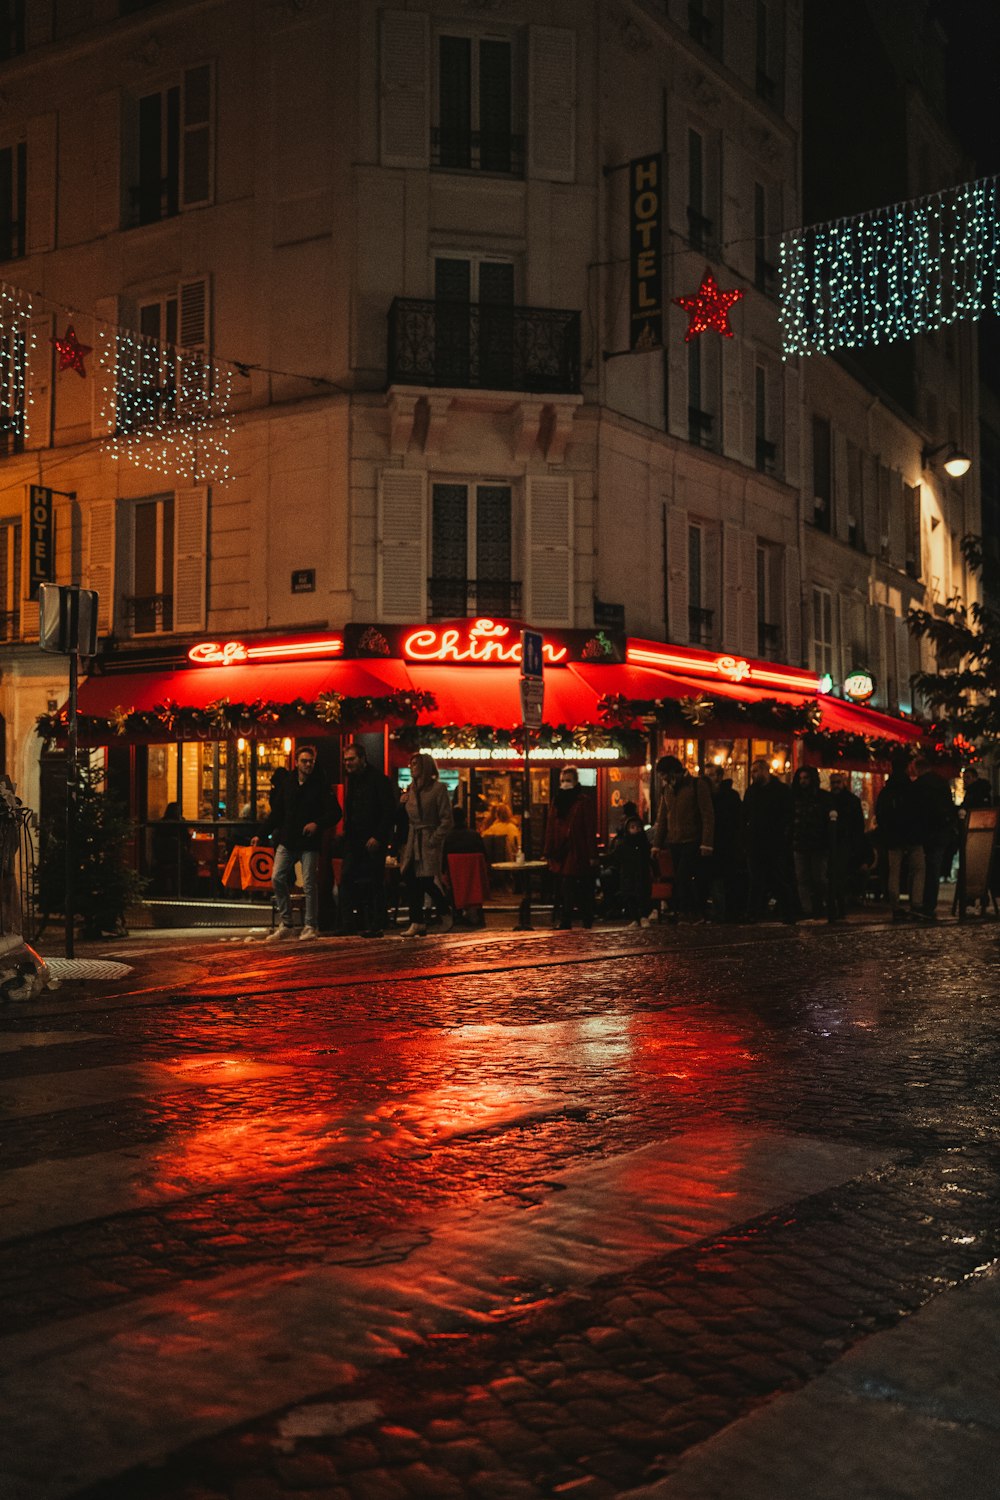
[94,91,121,235]
[26,314,53,452]
[380,10,430,169]
[862,454,879,556]
[528,26,576,183]
[19,489,38,640]
[833,431,851,542]
[738,529,758,657]
[173,486,208,632]
[180,64,214,210]
[666,507,688,644]
[722,521,741,646]
[783,544,801,664]
[703,523,720,645]
[526,475,573,625]
[179,277,209,350]
[378,469,426,620]
[92,296,120,437]
[87,500,117,637]
[894,615,913,713]
[26,113,57,254]
[887,469,905,568]
[721,341,742,464]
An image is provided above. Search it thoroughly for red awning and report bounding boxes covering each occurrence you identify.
[406,664,603,729]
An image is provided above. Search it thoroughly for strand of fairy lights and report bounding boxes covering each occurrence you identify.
[780,173,1000,359]
[0,282,35,444]
[97,326,233,483]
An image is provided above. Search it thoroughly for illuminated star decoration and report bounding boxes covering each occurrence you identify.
[673,270,744,341]
[52,324,92,378]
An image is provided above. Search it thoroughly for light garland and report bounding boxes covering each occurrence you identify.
[0,282,34,445]
[779,174,1000,358]
[97,327,233,483]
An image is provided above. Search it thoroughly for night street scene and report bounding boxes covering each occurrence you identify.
[4,0,1000,1497]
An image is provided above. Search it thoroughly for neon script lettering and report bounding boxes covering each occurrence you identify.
[403,618,567,665]
[188,641,248,666]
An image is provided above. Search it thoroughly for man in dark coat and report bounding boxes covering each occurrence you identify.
[828,770,866,918]
[911,754,959,922]
[875,754,923,922]
[340,742,397,937]
[704,764,746,922]
[256,744,340,941]
[743,756,796,923]
[651,756,714,920]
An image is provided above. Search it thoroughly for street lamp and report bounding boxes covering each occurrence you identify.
[921,441,972,478]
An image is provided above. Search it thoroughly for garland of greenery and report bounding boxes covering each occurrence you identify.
[597,692,825,733]
[35,689,437,742]
[392,721,645,758]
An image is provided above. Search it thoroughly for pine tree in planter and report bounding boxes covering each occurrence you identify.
[38,763,146,939]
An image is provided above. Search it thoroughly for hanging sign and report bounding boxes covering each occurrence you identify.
[28,486,54,601]
[843,669,876,703]
[630,153,663,350]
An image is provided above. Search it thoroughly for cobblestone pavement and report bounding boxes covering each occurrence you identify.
[3,916,1000,1498]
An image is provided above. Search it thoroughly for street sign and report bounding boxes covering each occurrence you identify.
[39,584,99,656]
[520,628,544,680]
[519,675,544,727]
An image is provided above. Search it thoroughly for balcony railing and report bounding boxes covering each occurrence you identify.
[388,299,581,395]
[688,605,714,646]
[431,128,524,177]
[428,577,522,620]
[125,593,174,634]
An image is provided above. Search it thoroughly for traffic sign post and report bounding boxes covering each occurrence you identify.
[518,630,544,930]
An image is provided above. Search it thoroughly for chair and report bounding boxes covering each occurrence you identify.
[446,852,491,926]
[650,847,674,917]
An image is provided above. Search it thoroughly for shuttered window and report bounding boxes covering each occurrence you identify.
[135,64,214,225]
[0,141,25,260]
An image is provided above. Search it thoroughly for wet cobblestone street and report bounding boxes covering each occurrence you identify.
[3,919,1000,1498]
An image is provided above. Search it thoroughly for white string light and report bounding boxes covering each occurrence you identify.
[780,174,1000,358]
[0,282,34,446]
[97,327,233,483]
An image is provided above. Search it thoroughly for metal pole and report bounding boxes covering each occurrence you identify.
[516,725,534,930]
[65,646,78,958]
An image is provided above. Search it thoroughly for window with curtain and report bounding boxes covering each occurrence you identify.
[435,33,518,174]
[430,482,515,619]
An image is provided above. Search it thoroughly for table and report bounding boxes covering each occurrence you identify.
[490,860,548,931]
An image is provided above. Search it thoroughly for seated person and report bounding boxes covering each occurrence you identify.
[481,802,520,862]
[443,807,489,928]
[151,801,197,896]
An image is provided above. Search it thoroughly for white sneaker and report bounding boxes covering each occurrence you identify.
[299,925,319,941]
[401,923,427,937]
[640,917,651,928]
[265,925,294,942]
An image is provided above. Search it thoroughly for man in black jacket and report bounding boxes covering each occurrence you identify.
[255,744,339,942]
[912,754,959,922]
[340,742,397,937]
[744,757,796,923]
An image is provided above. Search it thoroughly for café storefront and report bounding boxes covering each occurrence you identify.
[44,616,922,908]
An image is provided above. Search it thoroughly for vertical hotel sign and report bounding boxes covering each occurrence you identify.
[28,486,54,600]
[630,153,663,350]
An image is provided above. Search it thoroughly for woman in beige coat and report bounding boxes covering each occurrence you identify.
[400,752,454,935]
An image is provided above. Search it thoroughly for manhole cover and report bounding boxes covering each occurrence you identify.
[44,959,134,981]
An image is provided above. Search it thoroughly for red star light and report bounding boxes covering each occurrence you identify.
[673,270,744,341]
[51,324,92,378]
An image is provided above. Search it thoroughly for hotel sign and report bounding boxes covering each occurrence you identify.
[28,486,54,601]
[630,153,663,351]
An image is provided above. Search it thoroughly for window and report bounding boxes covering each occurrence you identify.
[115,280,210,439]
[433,255,515,388]
[133,64,213,226]
[127,493,175,634]
[756,542,782,659]
[811,415,832,532]
[0,311,26,456]
[687,129,711,252]
[755,364,779,474]
[0,141,25,260]
[430,482,517,619]
[754,182,776,296]
[0,2,24,61]
[687,521,714,645]
[755,0,784,106]
[904,483,922,580]
[811,586,834,677]
[687,338,719,450]
[0,519,20,639]
[688,0,722,57]
[434,31,521,175]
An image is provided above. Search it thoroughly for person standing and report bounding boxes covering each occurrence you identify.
[609,813,653,927]
[827,770,867,918]
[743,757,796,923]
[875,754,923,923]
[960,766,992,811]
[911,754,960,922]
[651,756,714,920]
[256,743,339,942]
[791,766,833,920]
[399,753,454,936]
[543,764,598,929]
[703,764,746,922]
[340,742,397,938]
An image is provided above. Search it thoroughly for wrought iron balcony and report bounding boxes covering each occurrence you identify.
[428,577,522,621]
[431,128,524,177]
[688,606,714,646]
[388,298,581,395]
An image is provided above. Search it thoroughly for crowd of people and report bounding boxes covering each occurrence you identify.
[242,742,991,941]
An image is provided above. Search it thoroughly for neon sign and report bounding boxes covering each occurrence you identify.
[403,618,568,666]
[843,669,876,703]
[627,643,825,694]
[188,636,344,667]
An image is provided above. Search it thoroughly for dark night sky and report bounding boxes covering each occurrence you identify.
[936,0,1000,176]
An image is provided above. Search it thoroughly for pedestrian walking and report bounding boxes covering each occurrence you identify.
[743,757,796,923]
[255,743,340,942]
[340,741,397,938]
[704,764,746,922]
[543,764,598,929]
[875,753,923,923]
[791,765,832,919]
[827,770,866,918]
[399,752,454,936]
[651,756,714,920]
[911,754,960,922]
[609,813,653,926]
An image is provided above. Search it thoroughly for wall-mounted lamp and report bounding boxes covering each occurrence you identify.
[921,441,972,478]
